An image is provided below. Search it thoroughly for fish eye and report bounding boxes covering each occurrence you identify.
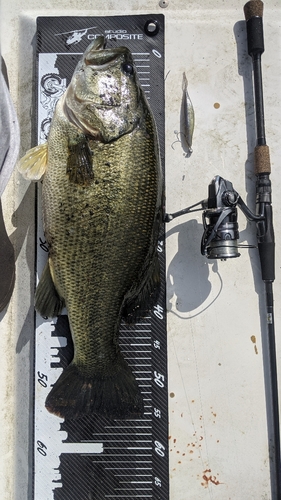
[121,63,134,76]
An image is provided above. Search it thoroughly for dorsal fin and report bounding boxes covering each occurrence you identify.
[18,143,48,180]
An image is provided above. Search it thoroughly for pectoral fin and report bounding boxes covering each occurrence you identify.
[67,137,94,185]
[18,143,48,180]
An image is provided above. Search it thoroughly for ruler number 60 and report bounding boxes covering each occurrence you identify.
[37,440,47,456]
[154,440,165,457]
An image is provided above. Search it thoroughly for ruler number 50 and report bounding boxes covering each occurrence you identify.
[154,371,165,388]
[37,371,48,388]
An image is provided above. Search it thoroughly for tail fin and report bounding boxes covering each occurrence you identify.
[45,355,143,420]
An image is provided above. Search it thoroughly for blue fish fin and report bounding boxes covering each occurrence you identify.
[45,355,143,420]
[35,259,65,318]
[18,143,48,180]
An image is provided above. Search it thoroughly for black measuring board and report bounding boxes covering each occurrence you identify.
[34,15,167,500]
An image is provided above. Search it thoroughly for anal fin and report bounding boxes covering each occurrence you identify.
[122,252,161,324]
[35,259,64,318]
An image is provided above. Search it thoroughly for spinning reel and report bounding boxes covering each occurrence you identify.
[165,174,267,261]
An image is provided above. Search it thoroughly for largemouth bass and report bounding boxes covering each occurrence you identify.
[19,37,162,420]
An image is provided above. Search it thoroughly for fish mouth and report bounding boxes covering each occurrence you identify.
[83,36,131,70]
[85,55,123,71]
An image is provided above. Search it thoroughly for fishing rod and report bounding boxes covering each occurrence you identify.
[244,1,281,496]
[165,1,280,494]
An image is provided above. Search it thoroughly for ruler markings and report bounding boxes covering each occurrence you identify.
[123,357,151,360]
[105,426,152,429]
[121,419,151,422]
[127,447,152,450]
[115,488,152,491]
[105,495,152,498]
[105,447,151,450]
[133,370,151,373]
[134,330,151,332]
[105,468,153,471]
[97,461,153,464]
[130,343,151,346]
[120,345,151,348]
[103,443,151,446]
[104,454,152,457]
[116,488,153,490]
[121,337,151,340]
[122,350,151,352]
[34,15,167,500]
[120,329,151,332]
[116,474,152,477]
[134,364,152,366]
[92,433,152,436]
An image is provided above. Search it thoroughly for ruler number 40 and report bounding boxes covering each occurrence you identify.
[153,304,164,320]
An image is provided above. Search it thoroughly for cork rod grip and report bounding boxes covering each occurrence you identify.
[244,0,264,21]
[254,145,271,175]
